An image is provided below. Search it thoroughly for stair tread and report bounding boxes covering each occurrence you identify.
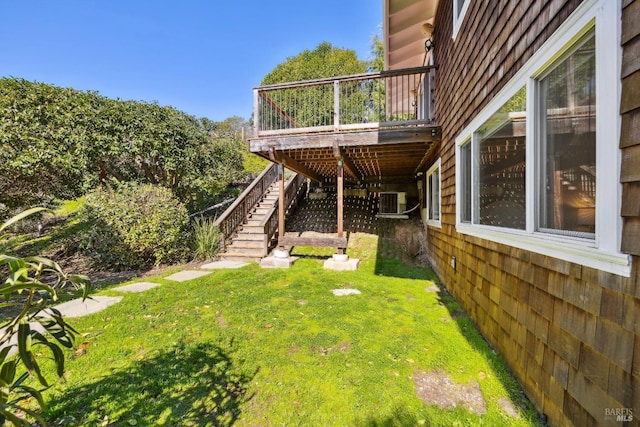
[228,242,265,249]
[234,235,267,241]
[219,254,262,262]
[220,249,266,256]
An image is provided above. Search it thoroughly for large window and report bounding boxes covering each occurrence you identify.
[476,87,527,230]
[538,33,596,238]
[426,159,441,226]
[455,0,629,276]
[452,0,470,39]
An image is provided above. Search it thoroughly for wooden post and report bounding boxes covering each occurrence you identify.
[253,89,260,138]
[278,163,286,245]
[337,160,345,255]
[334,80,340,131]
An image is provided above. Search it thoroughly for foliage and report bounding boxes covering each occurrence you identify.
[243,154,270,178]
[258,41,384,129]
[261,42,367,86]
[0,207,90,426]
[0,78,248,213]
[0,79,94,210]
[42,232,540,426]
[191,216,221,261]
[368,33,385,73]
[80,183,191,270]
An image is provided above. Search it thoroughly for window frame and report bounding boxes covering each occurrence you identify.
[426,158,442,228]
[454,0,630,276]
[452,0,471,40]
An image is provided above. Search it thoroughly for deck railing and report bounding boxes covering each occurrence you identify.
[214,163,278,248]
[253,66,435,137]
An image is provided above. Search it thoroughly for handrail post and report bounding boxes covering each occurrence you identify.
[253,88,260,137]
[278,164,285,244]
[425,68,435,123]
[333,80,340,131]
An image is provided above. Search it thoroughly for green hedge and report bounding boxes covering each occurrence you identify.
[80,183,191,270]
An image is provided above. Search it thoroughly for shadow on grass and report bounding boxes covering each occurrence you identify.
[353,407,423,426]
[46,340,256,426]
[5,217,88,258]
[373,214,436,280]
[374,257,436,280]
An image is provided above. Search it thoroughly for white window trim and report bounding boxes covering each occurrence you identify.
[427,158,442,228]
[452,0,471,41]
[454,0,630,277]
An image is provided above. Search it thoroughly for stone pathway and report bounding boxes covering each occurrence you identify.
[114,282,161,293]
[164,270,211,282]
[332,289,362,296]
[0,262,253,356]
[50,261,246,319]
[52,296,123,318]
[202,260,249,269]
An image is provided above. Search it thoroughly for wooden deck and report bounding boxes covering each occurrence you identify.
[247,66,442,183]
[249,127,440,183]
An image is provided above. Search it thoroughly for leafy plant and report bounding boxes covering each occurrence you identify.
[80,183,191,270]
[191,216,221,261]
[0,207,90,426]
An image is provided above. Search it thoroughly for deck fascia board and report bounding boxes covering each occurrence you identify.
[248,126,441,152]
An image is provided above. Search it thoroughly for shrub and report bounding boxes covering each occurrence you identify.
[191,216,221,261]
[80,183,191,270]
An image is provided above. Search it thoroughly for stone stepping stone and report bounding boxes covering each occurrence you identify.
[164,270,212,282]
[324,257,360,271]
[0,296,123,356]
[201,260,249,269]
[114,282,161,293]
[49,296,123,318]
[332,289,362,296]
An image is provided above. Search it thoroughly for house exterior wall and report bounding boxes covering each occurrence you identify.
[621,0,640,255]
[428,0,640,425]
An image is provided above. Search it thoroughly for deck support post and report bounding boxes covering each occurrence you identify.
[337,160,345,255]
[278,163,286,247]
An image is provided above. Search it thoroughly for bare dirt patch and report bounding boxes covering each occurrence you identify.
[216,311,228,328]
[414,370,487,415]
[498,397,521,418]
[312,340,352,356]
[334,341,352,353]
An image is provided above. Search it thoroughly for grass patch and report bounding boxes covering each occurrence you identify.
[36,231,541,426]
[0,198,89,257]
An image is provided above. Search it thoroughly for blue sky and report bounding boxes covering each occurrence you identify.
[1,1,382,122]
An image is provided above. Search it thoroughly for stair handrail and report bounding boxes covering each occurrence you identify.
[260,172,307,246]
[215,163,279,248]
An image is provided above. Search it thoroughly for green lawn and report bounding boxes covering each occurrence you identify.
[38,232,541,426]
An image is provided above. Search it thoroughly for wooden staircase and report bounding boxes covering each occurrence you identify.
[215,163,307,263]
[218,184,280,262]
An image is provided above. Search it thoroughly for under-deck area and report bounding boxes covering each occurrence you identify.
[217,66,442,259]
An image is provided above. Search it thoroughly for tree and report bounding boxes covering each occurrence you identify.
[259,42,369,130]
[261,41,367,85]
[0,208,90,425]
[369,33,385,73]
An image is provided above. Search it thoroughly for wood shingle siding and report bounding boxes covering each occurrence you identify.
[428,0,639,425]
[621,0,640,256]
